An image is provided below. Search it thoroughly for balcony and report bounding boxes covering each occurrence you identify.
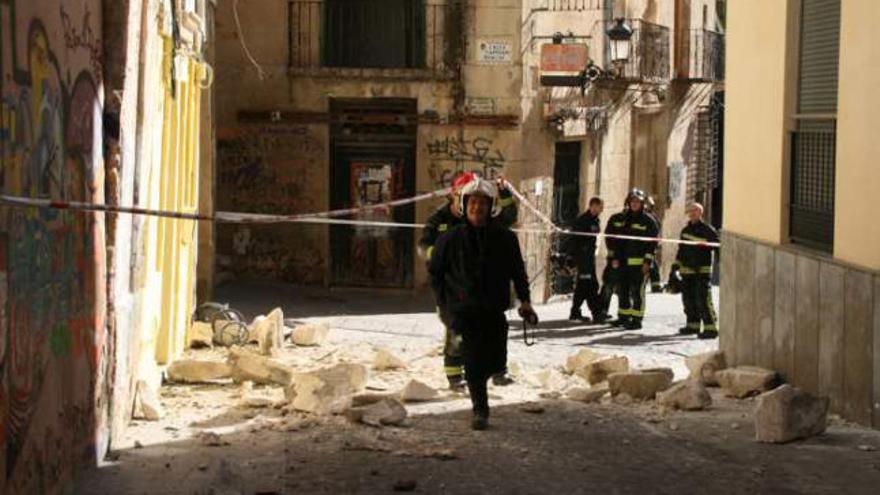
[676,28,725,82]
[287,0,457,79]
[610,19,671,83]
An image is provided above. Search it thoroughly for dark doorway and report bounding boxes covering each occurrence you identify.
[329,98,417,288]
[552,142,582,225]
[550,141,582,295]
[706,91,724,228]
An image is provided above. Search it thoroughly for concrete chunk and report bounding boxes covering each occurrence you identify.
[373,348,407,371]
[755,384,829,443]
[285,363,368,414]
[528,368,567,390]
[657,380,713,411]
[717,366,781,398]
[564,349,601,374]
[291,322,331,347]
[189,322,214,349]
[575,356,630,385]
[166,360,232,384]
[227,347,294,386]
[400,379,438,403]
[133,380,164,421]
[566,385,609,403]
[685,351,728,386]
[608,369,674,400]
[249,308,284,356]
[347,398,408,427]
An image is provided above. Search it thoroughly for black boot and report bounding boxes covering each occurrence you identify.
[679,325,699,336]
[569,308,584,321]
[472,410,489,430]
[448,375,466,392]
[492,373,515,386]
[698,329,719,340]
[624,319,643,330]
[467,377,490,430]
[592,313,610,324]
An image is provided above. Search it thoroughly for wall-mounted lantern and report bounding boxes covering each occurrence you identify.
[607,18,633,63]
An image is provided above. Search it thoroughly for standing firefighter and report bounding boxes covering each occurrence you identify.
[675,202,720,339]
[567,197,608,323]
[615,189,659,330]
[419,172,518,390]
[429,177,536,430]
[599,203,628,321]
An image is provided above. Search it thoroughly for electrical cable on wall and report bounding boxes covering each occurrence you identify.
[233,0,266,81]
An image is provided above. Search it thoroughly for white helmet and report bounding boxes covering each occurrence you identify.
[459,177,501,217]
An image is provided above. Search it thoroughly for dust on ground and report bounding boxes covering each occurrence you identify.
[74,284,880,494]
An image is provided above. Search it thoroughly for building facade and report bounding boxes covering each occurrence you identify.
[722,0,880,428]
[0,0,212,491]
[211,0,725,301]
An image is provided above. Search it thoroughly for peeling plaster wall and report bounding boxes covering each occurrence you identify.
[214,0,525,289]
[0,0,107,491]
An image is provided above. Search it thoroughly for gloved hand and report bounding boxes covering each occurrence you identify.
[518,303,539,326]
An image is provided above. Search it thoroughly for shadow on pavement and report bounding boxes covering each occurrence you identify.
[212,281,436,319]
[73,395,880,495]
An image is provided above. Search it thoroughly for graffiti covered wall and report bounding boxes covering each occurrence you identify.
[216,124,327,284]
[0,0,106,492]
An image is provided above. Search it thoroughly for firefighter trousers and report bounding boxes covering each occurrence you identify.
[599,263,620,316]
[681,274,717,332]
[617,264,648,322]
[571,261,603,317]
[443,325,465,383]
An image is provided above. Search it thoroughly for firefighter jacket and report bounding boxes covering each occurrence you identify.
[565,211,601,268]
[619,209,660,266]
[604,210,627,261]
[675,220,719,275]
[418,188,518,261]
[429,221,531,328]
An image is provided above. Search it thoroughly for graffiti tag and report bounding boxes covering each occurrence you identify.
[426,136,507,188]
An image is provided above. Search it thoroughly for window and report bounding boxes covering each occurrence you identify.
[789,0,840,251]
[322,0,426,69]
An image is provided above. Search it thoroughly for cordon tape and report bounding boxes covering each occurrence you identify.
[0,181,720,248]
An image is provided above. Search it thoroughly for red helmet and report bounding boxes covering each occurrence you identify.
[452,171,477,192]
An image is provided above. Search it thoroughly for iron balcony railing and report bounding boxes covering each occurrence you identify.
[611,19,671,83]
[677,28,725,81]
[288,0,455,76]
[790,121,836,252]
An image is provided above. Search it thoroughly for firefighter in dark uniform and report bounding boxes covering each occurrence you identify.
[599,202,629,322]
[615,188,659,330]
[418,172,518,390]
[675,202,720,339]
[566,197,608,322]
[429,177,536,430]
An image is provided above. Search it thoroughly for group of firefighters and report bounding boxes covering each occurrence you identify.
[418,171,720,430]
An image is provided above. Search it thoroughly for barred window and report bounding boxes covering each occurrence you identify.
[789,0,840,251]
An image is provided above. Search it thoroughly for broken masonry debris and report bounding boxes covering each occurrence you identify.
[656,379,713,411]
[754,384,829,443]
[716,366,781,399]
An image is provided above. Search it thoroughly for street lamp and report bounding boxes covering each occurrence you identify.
[607,18,633,63]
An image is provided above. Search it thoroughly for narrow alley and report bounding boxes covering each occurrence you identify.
[2,0,880,494]
[73,287,880,494]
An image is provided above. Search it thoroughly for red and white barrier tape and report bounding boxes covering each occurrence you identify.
[503,181,720,248]
[0,188,720,247]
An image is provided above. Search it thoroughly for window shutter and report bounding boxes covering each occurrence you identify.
[797,0,841,115]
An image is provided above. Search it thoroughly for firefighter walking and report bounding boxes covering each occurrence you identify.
[675,202,720,339]
[429,177,536,430]
[614,189,659,330]
[418,172,518,390]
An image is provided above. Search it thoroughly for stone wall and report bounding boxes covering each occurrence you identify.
[720,231,880,428]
